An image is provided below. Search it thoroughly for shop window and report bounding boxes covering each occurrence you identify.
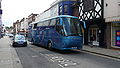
[116,31,120,47]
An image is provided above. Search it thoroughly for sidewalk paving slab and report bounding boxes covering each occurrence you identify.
[83,45,120,59]
[0,36,23,68]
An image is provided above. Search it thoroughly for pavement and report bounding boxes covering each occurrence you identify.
[0,36,23,68]
[83,45,120,59]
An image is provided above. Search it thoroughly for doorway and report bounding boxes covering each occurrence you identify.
[88,25,99,46]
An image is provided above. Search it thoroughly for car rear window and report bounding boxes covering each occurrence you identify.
[15,35,25,40]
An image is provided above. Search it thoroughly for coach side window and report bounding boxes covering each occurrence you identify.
[56,18,60,31]
[55,18,65,36]
[56,18,60,25]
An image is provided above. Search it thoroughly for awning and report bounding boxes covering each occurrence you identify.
[105,16,120,23]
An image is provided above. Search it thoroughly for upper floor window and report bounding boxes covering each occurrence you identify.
[64,4,68,14]
[59,6,62,15]
[118,3,120,16]
[83,0,94,12]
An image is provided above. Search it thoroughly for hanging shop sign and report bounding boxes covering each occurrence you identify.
[116,30,120,47]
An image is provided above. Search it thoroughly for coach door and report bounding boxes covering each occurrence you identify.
[39,30,44,44]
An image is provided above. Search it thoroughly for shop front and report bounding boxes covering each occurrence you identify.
[84,19,106,48]
[111,22,120,48]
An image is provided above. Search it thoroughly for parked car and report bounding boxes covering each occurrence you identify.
[12,34,27,47]
[6,33,14,37]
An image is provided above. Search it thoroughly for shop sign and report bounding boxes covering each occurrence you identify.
[116,30,120,47]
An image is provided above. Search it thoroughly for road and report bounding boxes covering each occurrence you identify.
[13,42,120,68]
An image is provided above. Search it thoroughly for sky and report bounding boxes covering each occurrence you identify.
[1,0,56,27]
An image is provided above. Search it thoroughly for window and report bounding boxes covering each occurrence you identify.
[15,35,25,40]
[33,23,37,29]
[49,19,56,26]
[59,6,62,15]
[83,0,94,11]
[44,20,50,26]
[56,18,60,25]
[55,18,65,36]
[118,3,120,16]
[64,4,68,14]
[106,3,108,7]
[37,20,50,26]
[62,17,83,36]
[37,22,42,26]
[42,21,46,26]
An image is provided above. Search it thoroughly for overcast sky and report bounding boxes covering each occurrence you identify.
[2,0,56,27]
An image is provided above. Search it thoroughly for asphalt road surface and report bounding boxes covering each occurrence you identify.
[14,43,120,68]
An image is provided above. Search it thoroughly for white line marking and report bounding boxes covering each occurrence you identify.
[58,64,64,68]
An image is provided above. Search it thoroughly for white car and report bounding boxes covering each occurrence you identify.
[6,33,14,37]
[12,34,27,47]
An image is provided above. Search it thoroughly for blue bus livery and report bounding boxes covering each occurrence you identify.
[28,15,85,50]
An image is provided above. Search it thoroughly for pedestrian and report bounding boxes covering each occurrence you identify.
[90,35,94,47]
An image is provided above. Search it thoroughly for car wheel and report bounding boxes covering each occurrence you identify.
[12,44,16,47]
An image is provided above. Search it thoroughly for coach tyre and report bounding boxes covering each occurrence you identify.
[48,42,52,49]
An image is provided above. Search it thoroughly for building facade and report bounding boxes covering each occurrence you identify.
[13,20,20,34]
[75,0,106,48]
[74,0,120,49]
[104,0,120,49]
[0,0,2,38]
[13,13,38,36]
[27,13,38,24]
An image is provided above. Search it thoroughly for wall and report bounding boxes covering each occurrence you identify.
[20,18,29,32]
[0,1,2,38]
[104,0,120,48]
[104,0,120,22]
[105,23,111,48]
[104,0,120,18]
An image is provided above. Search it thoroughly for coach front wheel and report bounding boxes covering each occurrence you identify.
[48,42,52,50]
